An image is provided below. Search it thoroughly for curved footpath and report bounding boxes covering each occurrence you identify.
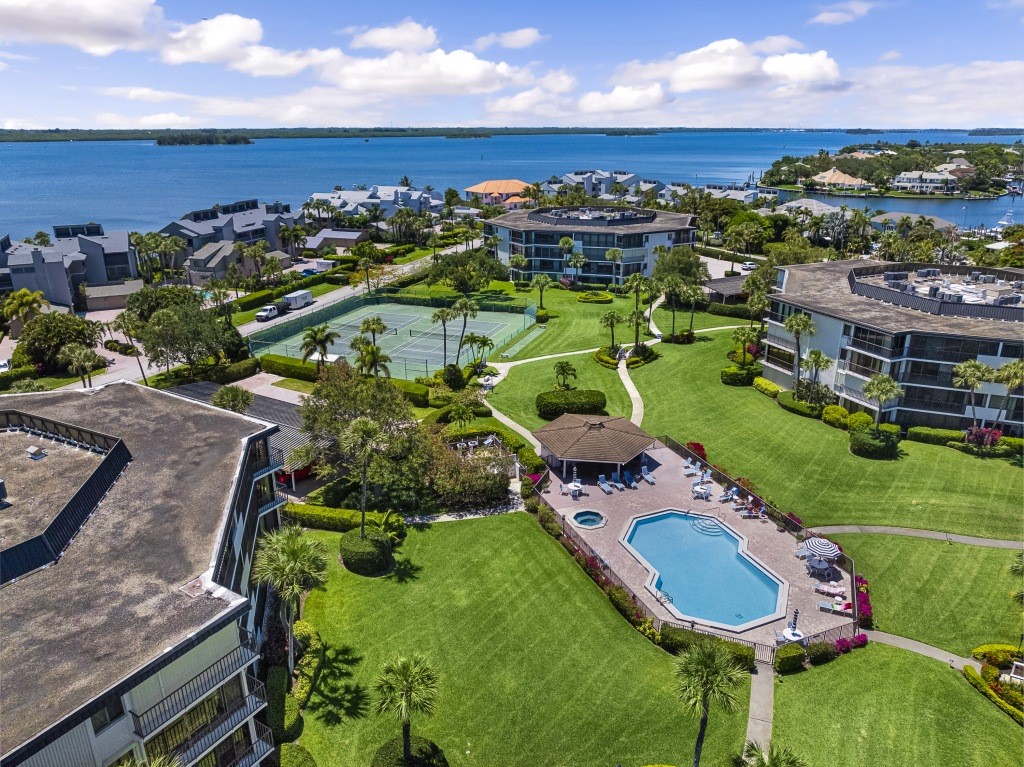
[809,525,1022,548]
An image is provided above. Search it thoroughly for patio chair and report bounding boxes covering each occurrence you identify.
[609,472,626,491]
[815,582,846,598]
[683,463,699,477]
[718,487,736,503]
[597,475,614,495]
[794,543,809,559]
[691,486,711,501]
[641,465,656,485]
[570,487,580,500]
[774,630,789,645]
[740,508,759,519]
[623,470,639,489]
[818,600,852,615]
[559,483,569,496]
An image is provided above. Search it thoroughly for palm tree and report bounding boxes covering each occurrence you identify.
[509,253,528,281]
[460,332,485,365]
[783,313,816,396]
[358,257,374,293]
[112,310,149,385]
[626,308,648,349]
[357,344,392,378]
[211,385,255,413]
[225,262,242,297]
[300,324,341,374]
[682,284,705,335]
[604,248,623,285]
[475,335,494,365]
[531,274,552,310]
[896,215,914,237]
[952,359,995,429]
[252,525,328,671]
[723,227,745,273]
[567,251,587,283]
[600,310,624,349]
[747,291,769,333]
[430,307,457,365]
[426,233,443,263]
[731,327,759,366]
[992,359,1024,429]
[57,343,99,389]
[553,360,577,389]
[742,740,809,767]
[452,297,479,363]
[360,315,388,346]
[340,417,386,539]
[660,275,685,338]
[558,236,575,261]
[862,374,904,434]
[3,288,49,325]
[374,654,439,764]
[674,641,748,767]
[801,349,834,387]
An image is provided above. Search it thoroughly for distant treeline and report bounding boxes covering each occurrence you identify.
[156,132,253,146]
[1,126,1021,143]
[968,128,1024,136]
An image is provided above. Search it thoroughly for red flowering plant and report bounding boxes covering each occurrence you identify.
[966,426,1002,447]
[685,441,708,462]
[854,575,873,628]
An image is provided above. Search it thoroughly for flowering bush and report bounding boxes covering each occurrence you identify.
[785,512,803,527]
[966,426,1002,447]
[835,633,869,655]
[855,575,873,628]
[851,633,868,648]
[559,276,573,289]
[685,441,707,462]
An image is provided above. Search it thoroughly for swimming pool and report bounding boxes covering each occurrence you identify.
[623,510,787,631]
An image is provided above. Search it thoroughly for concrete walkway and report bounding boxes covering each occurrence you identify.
[865,630,981,671]
[617,359,644,426]
[484,396,542,450]
[745,663,775,748]
[809,525,1022,549]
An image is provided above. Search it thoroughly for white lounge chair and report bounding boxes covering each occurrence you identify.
[718,487,736,503]
[683,464,699,477]
[641,465,656,485]
[818,600,852,615]
[597,475,614,495]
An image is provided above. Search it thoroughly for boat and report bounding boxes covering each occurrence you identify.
[996,210,1014,228]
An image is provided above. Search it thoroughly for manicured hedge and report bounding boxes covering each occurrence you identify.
[659,626,757,671]
[906,426,965,445]
[283,503,405,536]
[207,357,259,384]
[752,376,782,398]
[592,347,620,369]
[292,620,324,707]
[963,666,1024,726]
[846,411,874,432]
[517,446,547,473]
[535,389,607,420]
[371,736,449,767]
[391,378,429,407]
[260,354,319,382]
[267,666,303,742]
[576,291,614,304]
[821,404,849,429]
[776,390,821,418]
[849,429,899,459]
[0,365,38,391]
[806,641,838,666]
[339,528,393,576]
[720,365,755,386]
[972,644,1022,668]
[281,743,320,767]
[232,289,274,312]
[775,643,806,674]
[707,302,752,320]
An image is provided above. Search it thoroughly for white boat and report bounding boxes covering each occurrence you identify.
[996,210,1014,228]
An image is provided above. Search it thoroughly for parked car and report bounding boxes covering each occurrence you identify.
[0,358,10,373]
[300,268,319,277]
[254,305,280,322]
[741,261,757,271]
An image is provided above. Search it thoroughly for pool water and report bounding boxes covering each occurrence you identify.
[573,511,605,528]
[624,511,784,629]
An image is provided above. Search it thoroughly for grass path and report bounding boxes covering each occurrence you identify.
[299,515,749,767]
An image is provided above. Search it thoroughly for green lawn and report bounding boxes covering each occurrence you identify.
[774,644,1022,767]
[488,352,633,432]
[272,378,314,394]
[35,373,86,390]
[833,535,1023,656]
[299,515,749,767]
[633,334,1022,539]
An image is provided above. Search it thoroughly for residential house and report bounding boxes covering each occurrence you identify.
[463,180,531,208]
[809,167,872,190]
[0,383,286,767]
[301,228,369,253]
[870,212,956,234]
[890,170,958,193]
[160,200,301,257]
[184,241,291,286]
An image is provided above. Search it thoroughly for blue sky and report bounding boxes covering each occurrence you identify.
[0,0,1021,129]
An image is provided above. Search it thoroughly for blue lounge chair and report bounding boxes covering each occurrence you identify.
[818,600,851,615]
[609,472,626,491]
[623,470,639,489]
[641,465,656,485]
[597,475,614,495]
[718,487,736,503]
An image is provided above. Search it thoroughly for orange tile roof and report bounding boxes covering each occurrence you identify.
[504,195,529,204]
[465,179,529,195]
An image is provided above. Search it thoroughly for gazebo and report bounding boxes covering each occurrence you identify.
[533,414,658,478]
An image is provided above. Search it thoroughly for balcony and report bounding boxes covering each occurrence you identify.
[899,372,955,388]
[253,449,284,481]
[223,722,274,767]
[169,679,266,767]
[132,631,258,738]
[834,384,898,411]
[765,334,796,352]
[836,360,882,380]
[257,491,287,516]
[842,335,897,359]
[904,347,984,364]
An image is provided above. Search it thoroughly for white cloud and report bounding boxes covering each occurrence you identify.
[98,85,188,102]
[578,83,667,114]
[474,28,546,50]
[190,87,387,126]
[762,50,841,87]
[0,49,33,60]
[879,50,900,62]
[95,110,194,128]
[808,1,876,25]
[161,14,262,65]
[349,19,438,52]
[3,117,43,129]
[749,35,804,55]
[0,0,161,55]
[0,61,7,72]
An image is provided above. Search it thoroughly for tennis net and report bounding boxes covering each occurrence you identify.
[328,320,398,336]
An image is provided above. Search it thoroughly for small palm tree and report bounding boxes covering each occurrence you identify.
[531,274,552,310]
[862,374,904,434]
[3,288,49,325]
[112,309,149,386]
[553,360,577,389]
[358,257,375,293]
[360,315,388,346]
[952,359,994,429]
[746,291,769,332]
[626,308,648,349]
[452,297,479,363]
[341,417,386,539]
[211,384,254,413]
[374,654,439,765]
[674,641,749,767]
[682,284,705,335]
[252,526,329,672]
[993,359,1024,428]
[357,344,392,378]
[509,253,528,281]
[604,247,623,285]
[783,313,816,396]
[731,327,759,367]
[567,251,587,283]
[300,324,341,374]
[57,343,99,389]
[430,307,457,365]
[600,310,624,349]
[742,740,809,767]
[800,349,834,387]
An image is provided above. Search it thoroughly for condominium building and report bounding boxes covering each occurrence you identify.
[485,206,697,284]
[307,186,442,220]
[161,200,301,256]
[761,260,1024,436]
[0,383,287,767]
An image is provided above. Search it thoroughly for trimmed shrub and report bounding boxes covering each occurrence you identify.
[339,528,393,576]
[753,376,782,399]
[371,736,449,767]
[280,743,319,767]
[260,354,318,382]
[0,365,37,391]
[292,621,324,707]
[906,426,965,445]
[846,411,874,432]
[659,626,756,671]
[821,404,849,429]
[535,308,550,324]
[707,302,752,320]
[207,357,259,384]
[775,643,806,674]
[267,666,303,742]
[972,644,1022,669]
[849,429,899,460]
[283,503,405,537]
[963,666,1024,725]
[777,390,821,418]
[441,363,465,391]
[806,641,838,666]
[537,506,562,538]
[607,586,644,626]
[535,389,607,420]
[592,347,620,369]
[391,378,429,407]
[232,289,274,312]
[576,290,614,304]
[520,476,535,499]
[720,365,755,386]
[516,446,546,474]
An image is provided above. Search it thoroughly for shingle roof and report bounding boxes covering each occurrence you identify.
[533,414,656,463]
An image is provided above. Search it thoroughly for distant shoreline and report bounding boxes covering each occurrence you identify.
[2,126,1021,143]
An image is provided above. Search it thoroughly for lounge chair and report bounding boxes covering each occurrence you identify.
[570,487,580,500]
[683,463,700,477]
[623,470,639,489]
[597,475,614,495]
[740,508,759,519]
[815,583,846,598]
[718,487,736,503]
[609,472,626,491]
[641,465,656,485]
[774,630,789,645]
[818,600,852,615]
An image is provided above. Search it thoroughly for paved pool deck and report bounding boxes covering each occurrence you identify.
[541,443,855,645]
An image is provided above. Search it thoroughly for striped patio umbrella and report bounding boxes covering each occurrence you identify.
[804,537,841,560]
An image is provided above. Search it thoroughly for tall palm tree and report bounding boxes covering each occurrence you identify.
[509,253,528,281]
[300,324,341,374]
[374,654,439,764]
[682,283,705,335]
[742,740,809,767]
[57,344,99,389]
[623,272,653,344]
[723,227,745,274]
[674,641,748,767]
[558,236,575,261]
[475,335,494,365]
[731,327,759,366]
[360,315,388,346]
[992,358,1024,429]
[111,309,149,386]
[3,288,49,325]
[862,374,904,434]
[747,291,769,333]
[801,349,834,387]
[357,344,392,378]
[895,215,914,237]
[626,309,648,349]
[600,310,624,349]
[531,274,552,310]
[340,417,385,538]
[783,313,816,395]
[452,297,479,363]
[252,526,328,671]
[952,359,994,429]
[567,251,587,283]
[660,275,685,338]
[426,233,443,263]
[358,257,375,293]
[604,247,623,285]
[430,307,457,365]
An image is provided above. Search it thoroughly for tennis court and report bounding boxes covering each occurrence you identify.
[249,300,533,380]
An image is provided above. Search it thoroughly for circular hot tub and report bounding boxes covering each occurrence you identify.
[572,510,607,529]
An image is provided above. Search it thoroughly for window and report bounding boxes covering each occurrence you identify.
[90,696,125,735]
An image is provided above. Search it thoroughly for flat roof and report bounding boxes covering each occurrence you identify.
[777,260,1024,341]
[0,383,273,757]
[490,207,695,234]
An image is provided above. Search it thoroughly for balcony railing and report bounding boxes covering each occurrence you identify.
[169,679,266,767]
[132,631,257,738]
[253,448,284,480]
[222,722,274,767]
[904,347,985,364]
[257,491,287,516]
[765,334,796,352]
[899,398,967,415]
[834,384,898,411]
[842,335,897,359]
[899,372,955,388]
[836,360,882,380]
